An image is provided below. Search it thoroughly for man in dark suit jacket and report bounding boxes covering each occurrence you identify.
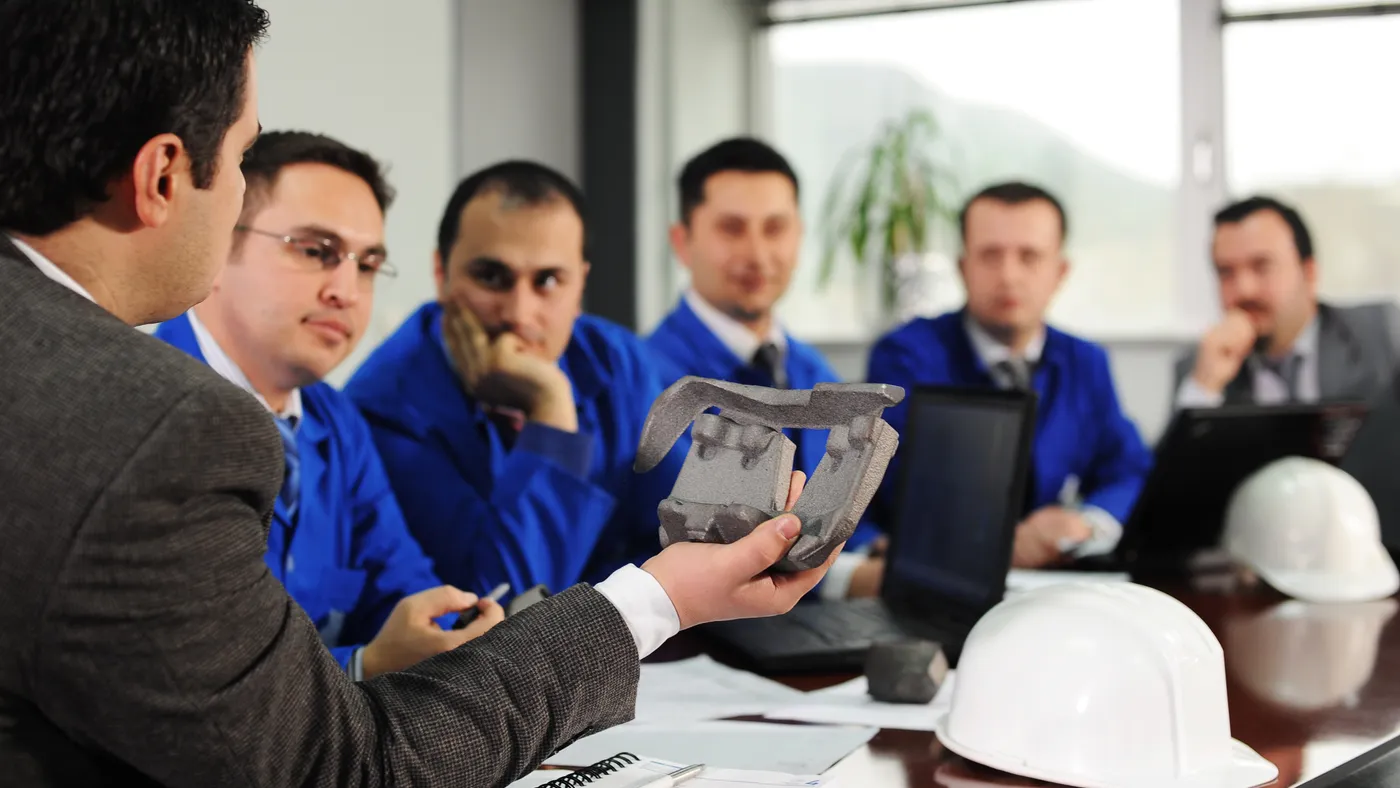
[0,4,836,786]
[1174,196,1400,408]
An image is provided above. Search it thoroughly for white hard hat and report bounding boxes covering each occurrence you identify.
[932,583,1277,788]
[1223,456,1399,603]
[1226,598,1396,712]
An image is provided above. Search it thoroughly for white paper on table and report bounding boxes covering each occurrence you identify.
[634,655,809,723]
[760,672,957,732]
[1004,568,1129,593]
[543,719,878,775]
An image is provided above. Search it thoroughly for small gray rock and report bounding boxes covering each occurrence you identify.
[865,639,949,704]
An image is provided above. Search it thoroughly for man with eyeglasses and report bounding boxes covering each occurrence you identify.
[155,131,503,680]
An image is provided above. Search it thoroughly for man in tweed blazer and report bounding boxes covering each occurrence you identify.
[0,3,838,786]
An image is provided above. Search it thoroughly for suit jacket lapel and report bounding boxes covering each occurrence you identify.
[1316,304,1367,400]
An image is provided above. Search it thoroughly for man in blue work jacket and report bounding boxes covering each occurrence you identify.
[646,137,884,598]
[156,131,503,679]
[344,161,689,597]
[865,181,1152,575]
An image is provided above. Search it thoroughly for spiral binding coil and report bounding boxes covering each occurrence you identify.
[541,752,641,786]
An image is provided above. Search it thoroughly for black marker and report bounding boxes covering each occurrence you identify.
[453,582,509,630]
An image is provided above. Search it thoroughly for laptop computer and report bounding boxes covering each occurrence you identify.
[1118,401,1368,579]
[701,385,1037,673]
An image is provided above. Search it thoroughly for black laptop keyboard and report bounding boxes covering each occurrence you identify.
[782,598,901,647]
[707,597,906,665]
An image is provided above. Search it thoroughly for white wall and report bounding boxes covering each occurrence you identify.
[455,0,580,180]
[253,0,453,385]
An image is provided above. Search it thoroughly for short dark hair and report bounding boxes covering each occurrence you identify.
[0,0,270,235]
[677,137,800,225]
[1213,195,1314,261]
[240,131,396,221]
[958,181,1068,242]
[436,160,587,266]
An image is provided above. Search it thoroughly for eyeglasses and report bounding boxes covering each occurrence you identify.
[234,225,397,280]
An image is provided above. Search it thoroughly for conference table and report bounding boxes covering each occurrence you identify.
[649,574,1400,787]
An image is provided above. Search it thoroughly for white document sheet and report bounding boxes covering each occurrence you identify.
[760,673,957,732]
[634,655,809,723]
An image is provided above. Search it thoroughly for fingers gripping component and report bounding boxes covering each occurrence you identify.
[637,376,905,571]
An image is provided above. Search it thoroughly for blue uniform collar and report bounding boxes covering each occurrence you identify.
[155,312,331,447]
[950,308,1069,380]
[667,298,761,374]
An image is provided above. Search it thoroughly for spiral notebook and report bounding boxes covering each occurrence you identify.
[507,752,834,788]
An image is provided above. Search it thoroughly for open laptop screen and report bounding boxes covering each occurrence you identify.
[883,387,1035,620]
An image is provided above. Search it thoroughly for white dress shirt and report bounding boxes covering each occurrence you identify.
[10,234,682,658]
[964,315,1123,558]
[683,289,868,599]
[683,288,787,364]
[186,309,304,422]
[9,235,96,303]
[1176,316,1321,408]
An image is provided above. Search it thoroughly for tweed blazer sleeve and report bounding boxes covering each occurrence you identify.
[29,375,639,788]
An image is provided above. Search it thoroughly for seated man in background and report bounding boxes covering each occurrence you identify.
[865,181,1152,574]
[647,136,883,598]
[156,131,503,679]
[345,161,689,596]
[1175,196,1400,408]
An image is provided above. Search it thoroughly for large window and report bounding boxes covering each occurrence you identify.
[766,0,1181,341]
[1224,14,1400,303]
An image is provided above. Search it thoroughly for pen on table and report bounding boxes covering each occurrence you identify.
[639,763,704,787]
[452,582,509,630]
[1055,475,1086,554]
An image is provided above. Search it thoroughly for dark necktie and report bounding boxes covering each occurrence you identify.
[1260,353,1303,402]
[484,405,526,450]
[992,358,1037,516]
[752,342,787,389]
[994,358,1034,392]
[274,415,300,523]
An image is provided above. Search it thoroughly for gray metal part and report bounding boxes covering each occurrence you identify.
[647,380,903,572]
[635,376,904,473]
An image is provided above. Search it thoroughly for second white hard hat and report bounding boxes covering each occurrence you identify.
[932,582,1277,788]
[1223,456,1399,604]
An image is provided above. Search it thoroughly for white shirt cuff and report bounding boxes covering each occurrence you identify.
[1176,376,1225,409]
[1069,505,1124,558]
[594,564,681,659]
[819,550,867,601]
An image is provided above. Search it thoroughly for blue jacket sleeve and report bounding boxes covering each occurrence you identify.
[1080,350,1154,524]
[864,335,927,527]
[337,412,451,649]
[329,645,355,672]
[606,356,690,575]
[364,416,620,597]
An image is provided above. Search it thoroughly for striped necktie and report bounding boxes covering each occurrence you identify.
[994,358,1034,392]
[274,415,300,522]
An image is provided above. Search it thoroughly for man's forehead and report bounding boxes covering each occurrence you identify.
[253,170,384,243]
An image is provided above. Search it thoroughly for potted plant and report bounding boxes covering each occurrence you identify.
[817,107,960,325]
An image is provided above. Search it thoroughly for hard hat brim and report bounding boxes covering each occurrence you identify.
[933,712,1279,788]
[1256,543,1400,604]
